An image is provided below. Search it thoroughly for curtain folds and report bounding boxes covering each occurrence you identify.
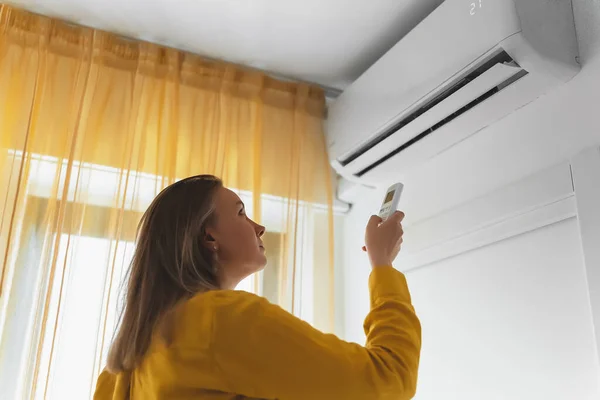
[0,5,334,399]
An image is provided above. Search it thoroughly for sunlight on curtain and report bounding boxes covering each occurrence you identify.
[0,5,334,400]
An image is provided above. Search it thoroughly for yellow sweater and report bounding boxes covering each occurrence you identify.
[94,266,421,399]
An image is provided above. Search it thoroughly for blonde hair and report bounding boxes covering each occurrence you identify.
[106,175,222,373]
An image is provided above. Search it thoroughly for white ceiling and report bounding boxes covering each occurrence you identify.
[6,0,444,90]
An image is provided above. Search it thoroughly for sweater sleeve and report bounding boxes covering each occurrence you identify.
[93,369,131,400]
[211,265,422,400]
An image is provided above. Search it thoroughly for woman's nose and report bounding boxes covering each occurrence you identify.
[254,221,265,237]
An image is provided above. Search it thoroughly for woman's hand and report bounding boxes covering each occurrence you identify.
[362,211,405,268]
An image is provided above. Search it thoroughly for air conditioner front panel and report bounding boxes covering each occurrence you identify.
[340,59,526,176]
[357,71,549,185]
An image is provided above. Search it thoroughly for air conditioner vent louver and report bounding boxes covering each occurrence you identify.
[356,65,528,176]
[339,51,524,169]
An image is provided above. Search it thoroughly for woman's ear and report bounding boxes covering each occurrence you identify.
[202,231,218,252]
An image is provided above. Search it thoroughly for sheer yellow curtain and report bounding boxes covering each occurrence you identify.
[0,5,334,400]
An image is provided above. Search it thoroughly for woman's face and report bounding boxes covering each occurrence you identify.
[205,187,266,289]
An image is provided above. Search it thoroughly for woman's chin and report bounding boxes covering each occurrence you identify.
[246,256,267,274]
[257,256,268,270]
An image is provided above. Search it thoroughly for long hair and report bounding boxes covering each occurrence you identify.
[106,175,223,373]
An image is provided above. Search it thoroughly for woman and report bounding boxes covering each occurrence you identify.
[94,175,421,400]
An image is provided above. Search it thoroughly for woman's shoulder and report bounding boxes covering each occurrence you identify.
[189,289,265,309]
[181,289,270,323]
[167,290,269,350]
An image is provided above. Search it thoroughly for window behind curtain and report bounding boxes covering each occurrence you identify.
[0,152,329,399]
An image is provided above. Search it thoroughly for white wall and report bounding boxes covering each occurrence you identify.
[337,0,600,398]
[340,157,600,399]
[408,218,597,399]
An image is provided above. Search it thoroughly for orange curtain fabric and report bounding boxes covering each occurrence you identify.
[0,5,334,400]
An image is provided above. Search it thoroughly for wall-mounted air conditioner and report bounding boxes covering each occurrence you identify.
[326,0,579,189]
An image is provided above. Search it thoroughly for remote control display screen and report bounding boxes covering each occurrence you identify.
[384,190,394,204]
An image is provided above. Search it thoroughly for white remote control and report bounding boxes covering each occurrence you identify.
[378,183,404,221]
